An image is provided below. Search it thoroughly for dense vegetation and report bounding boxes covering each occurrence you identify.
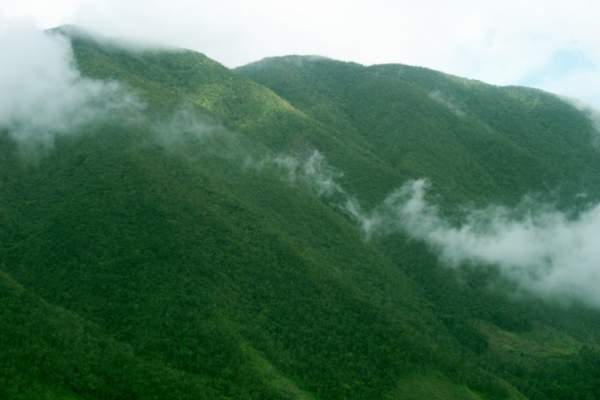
[1,27,600,399]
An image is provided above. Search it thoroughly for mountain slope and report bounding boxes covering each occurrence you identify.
[2,27,600,399]
[1,29,458,400]
[237,55,600,398]
[237,56,600,206]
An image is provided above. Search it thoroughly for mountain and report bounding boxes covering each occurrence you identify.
[238,56,600,206]
[1,26,600,399]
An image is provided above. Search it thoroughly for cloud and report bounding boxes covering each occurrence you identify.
[557,97,600,147]
[153,107,223,147]
[429,90,465,117]
[353,179,600,308]
[3,9,600,308]
[253,149,348,199]
[0,20,140,154]
[271,150,345,197]
[264,148,600,309]
[5,1,600,105]
[151,105,259,165]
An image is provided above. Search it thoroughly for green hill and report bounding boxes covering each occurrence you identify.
[238,56,600,206]
[1,27,600,399]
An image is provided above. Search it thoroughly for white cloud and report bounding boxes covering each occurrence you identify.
[429,90,465,117]
[4,1,600,105]
[3,4,600,307]
[353,179,600,308]
[0,19,140,152]
[266,149,600,309]
[255,150,347,197]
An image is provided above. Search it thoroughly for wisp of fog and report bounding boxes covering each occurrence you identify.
[274,150,600,309]
[0,21,138,152]
[350,179,600,307]
[3,20,600,310]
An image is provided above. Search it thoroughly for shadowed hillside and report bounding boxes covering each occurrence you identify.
[1,27,600,399]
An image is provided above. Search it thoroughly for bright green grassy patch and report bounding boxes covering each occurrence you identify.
[385,371,485,400]
[241,342,315,400]
[386,371,529,400]
[476,321,582,358]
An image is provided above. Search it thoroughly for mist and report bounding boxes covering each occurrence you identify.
[0,20,140,153]
[429,90,465,117]
[154,107,224,147]
[0,22,255,163]
[348,179,600,308]
[561,96,600,147]
[264,150,346,197]
[3,18,600,309]
[271,149,600,309]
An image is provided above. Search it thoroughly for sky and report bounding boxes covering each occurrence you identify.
[1,0,600,106]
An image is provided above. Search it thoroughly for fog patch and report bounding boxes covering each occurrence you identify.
[355,179,600,308]
[0,21,142,155]
[429,90,465,117]
[561,96,600,147]
[271,150,345,196]
[252,149,349,199]
[154,107,224,147]
[264,148,600,309]
[55,24,175,54]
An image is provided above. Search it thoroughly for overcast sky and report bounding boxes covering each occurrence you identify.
[2,0,600,106]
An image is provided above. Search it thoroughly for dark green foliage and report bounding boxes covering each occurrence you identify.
[2,27,600,399]
[238,57,600,207]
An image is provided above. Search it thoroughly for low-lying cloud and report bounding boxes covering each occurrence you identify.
[263,150,346,197]
[3,19,600,309]
[154,107,224,147]
[355,179,600,308]
[429,90,465,117]
[0,21,140,153]
[272,149,600,309]
[561,96,600,147]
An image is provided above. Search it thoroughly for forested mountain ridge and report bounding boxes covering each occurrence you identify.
[1,26,600,400]
[238,55,600,206]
